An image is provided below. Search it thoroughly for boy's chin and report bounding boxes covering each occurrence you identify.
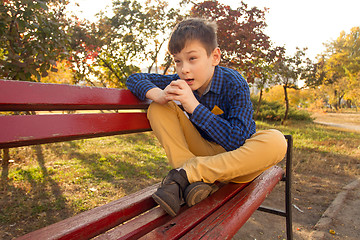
[189,85,198,91]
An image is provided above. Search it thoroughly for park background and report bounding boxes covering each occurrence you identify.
[1,0,359,239]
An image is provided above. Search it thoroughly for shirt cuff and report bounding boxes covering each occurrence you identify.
[190,104,214,129]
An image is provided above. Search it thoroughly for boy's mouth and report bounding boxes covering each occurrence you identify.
[185,78,194,85]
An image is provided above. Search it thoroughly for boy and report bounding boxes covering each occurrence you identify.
[126,18,287,216]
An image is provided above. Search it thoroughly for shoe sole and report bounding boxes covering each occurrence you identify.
[152,193,177,217]
[185,182,213,207]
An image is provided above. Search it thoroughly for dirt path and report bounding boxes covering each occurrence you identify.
[233,112,360,240]
[233,178,360,240]
[314,121,360,132]
[310,178,360,240]
[312,112,360,132]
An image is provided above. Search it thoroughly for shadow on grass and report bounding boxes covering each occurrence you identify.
[65,147,169,195]
[0,146,74,240]
[33,145,70,216]
[39,133,170,196]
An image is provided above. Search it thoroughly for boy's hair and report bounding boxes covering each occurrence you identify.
[168,18,218,56]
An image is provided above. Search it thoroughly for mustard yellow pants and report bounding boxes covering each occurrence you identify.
[147,101,287,184]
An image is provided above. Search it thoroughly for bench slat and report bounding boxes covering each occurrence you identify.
[0,80,150,111]
[181,166,284,239]
[139,182,250,239]
[95,182,248,240]
[16,184,159,240]
[94,207,172,240]
[0,112,151,148]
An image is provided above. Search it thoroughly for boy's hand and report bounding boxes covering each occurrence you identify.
[145,87,168,105]
[164,80,199,114]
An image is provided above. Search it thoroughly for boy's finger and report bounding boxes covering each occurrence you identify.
[170,80,181,85]
[165,94,179,101]
[166,86,182,95]
[166,89,180,95]
[170,80,186,88]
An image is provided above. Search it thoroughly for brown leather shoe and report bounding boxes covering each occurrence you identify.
[184,182,219,207]
[152,169,189,216]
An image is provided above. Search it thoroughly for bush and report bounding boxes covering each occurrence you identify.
[251,96,312,122]
[288,107,312,121]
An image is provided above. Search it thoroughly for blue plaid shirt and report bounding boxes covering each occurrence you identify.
[126,66,256,151]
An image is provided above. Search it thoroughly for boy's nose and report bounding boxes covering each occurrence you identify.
[181,63,190,74]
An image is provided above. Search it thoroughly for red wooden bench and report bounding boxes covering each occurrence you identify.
[0,79,293,240]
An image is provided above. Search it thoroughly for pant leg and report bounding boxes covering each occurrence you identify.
[183,129,287,183]
[147,101,225,168]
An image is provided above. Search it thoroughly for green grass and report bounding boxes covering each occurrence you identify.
[0,132,170,238]
[1,122,359,239]
[257,121,360,191]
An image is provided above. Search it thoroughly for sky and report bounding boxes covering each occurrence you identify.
[68,0,360,61]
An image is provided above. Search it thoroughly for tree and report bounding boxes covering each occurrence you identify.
[253,61,273,120]
[0,0,71,81]
[253,46,284,120]
[345,71,360,111]
[190,0,273,83]
[0,0,75,169]
[68,0,182,88]
[41,61,73,84]
[304,27,360,110]
[273,48,307,124]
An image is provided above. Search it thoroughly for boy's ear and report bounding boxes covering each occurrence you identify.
[211,47,221,66]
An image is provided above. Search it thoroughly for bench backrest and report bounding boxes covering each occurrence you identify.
[0,80,151,149]
[1,80,294,239]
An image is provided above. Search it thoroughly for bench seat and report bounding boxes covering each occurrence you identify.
[16,166,283,240]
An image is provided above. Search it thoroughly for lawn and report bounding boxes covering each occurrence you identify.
[1,119,359,239]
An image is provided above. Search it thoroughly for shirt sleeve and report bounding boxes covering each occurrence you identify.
[126,72,179,100]
[190,84,255,151]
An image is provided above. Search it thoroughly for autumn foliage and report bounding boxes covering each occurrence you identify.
[190,0,273,82]
[1,0,358,111]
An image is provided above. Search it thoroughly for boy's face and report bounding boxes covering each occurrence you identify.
[172,40,220,96]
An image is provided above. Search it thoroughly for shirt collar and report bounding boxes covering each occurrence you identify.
[202,77,212,95]
[207,65,223,95]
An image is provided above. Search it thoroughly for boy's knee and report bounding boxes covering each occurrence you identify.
[147,101,160,115]
[253,129,287,159]
[147,102,167,119]
[147,101,178,120]
[267,129,287,158]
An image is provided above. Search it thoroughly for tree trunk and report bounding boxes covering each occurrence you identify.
[281,85,289,125]
[338,96,342,109]
[98,56,123,83]
[333,90,339,110]
[338,93,345,109]
[1,148,10,187]
[147,39,165,74]
[1,148,10,168]
[254,88,263,120]
[346,100,351,109]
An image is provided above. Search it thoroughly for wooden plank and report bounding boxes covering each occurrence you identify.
[138,182,249,239]
[94,207,172,240]
[0,80,150,111]
[16,184,159,240]
[0,112,151,149]
[180,166,284,239]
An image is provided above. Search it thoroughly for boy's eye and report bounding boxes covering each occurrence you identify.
[174,59,181,63]
[189,57,196,61]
